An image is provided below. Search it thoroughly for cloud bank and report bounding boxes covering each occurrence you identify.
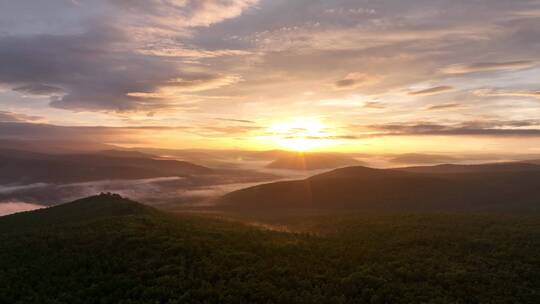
[1,0,540,152]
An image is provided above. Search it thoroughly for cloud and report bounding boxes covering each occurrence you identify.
[127,74,242,101]
[363,101,386,109]
[111,0,260,61]
[474,88,540,99]
[305,135,359,140]
[2,0,540,149]
[248,23,490,53]
[167,74,243,92]
[0,0,258,113]
[138,47,252,59]
[13,84,64,96]
[364,120,540,137]
[0,111,43,123]
[424,103,463,111]
[512,9,540,18]
[0,26,242,112]
[324,8,376,16]
[409,86,454,96]
[110,0,259,28]
[199,125,262,136]
[335,73,381,90]
[0,122,180,143]
[441,61,536,74]
[0,120,264,143]
[215,118,256,124]
[0,26,182,112]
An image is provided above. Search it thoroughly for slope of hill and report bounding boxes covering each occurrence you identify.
[389,153,459,165]
[398,162,540,174]
[0,193,153,231]
[1,194,539,303]
[0,149,212,184]
[522,159,540,165]
[266,152,363,170]
[94,149,157,159]
[219,163,540,212]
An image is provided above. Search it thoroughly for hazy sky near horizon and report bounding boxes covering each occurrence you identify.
[1,0,540,153]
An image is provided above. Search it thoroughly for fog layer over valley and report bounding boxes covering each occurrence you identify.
[0,143,375,213]
[0,145,281,213]
[0,201,44,216]
[3,141,540,216]
[0,177,273,212]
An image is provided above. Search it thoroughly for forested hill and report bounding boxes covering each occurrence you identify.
[218,163,540,212]
[1,194,539,303]
[0,193,154,232]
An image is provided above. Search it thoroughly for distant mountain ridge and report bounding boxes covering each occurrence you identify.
[94,149,157,159]
[397,162,540,174]
[0,148,212,184]
[266,152,363,170]
[218,162,540,213]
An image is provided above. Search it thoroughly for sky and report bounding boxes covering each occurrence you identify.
[1,0,540,153]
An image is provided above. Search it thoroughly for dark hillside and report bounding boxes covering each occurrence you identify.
[398,162,540,174]
[0,193,154,231]
[0,196,539,303]
[266,152,362,170]
[219,164,540,212]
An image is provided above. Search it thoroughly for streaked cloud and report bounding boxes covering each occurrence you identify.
[409,86,454,96]
[363,102,386,109]
[110,0,259,28]
[474,88,540,99]
[200,125,263,136]
[138,47,252,59]
[441,61,536,74]
[511,10,540,18]
[335,73,381,90]
[13,84,64,96]
[0,112,44,123]
[215,118,256,124]
[424,103,463,111]
[364,120,540,137]
[127,74,242,102]
[0,122,178,143]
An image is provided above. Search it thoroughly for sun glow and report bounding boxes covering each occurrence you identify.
[268,118,336,151]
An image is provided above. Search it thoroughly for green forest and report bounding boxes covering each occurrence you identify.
[1,194,539,303]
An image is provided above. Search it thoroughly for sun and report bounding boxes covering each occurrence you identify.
[268,118,336,151]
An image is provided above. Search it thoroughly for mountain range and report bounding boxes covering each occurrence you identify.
[0,148,212,184]
[218,162,540,213]
[266,152,363,170]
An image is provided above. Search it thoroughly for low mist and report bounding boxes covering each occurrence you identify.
[0,201,45,216]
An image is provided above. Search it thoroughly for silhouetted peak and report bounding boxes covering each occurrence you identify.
[96,192,125,200]
[310,165,386,179]
[0,194,155,230]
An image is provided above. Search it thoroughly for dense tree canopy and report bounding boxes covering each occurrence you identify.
[1,194,539,303]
